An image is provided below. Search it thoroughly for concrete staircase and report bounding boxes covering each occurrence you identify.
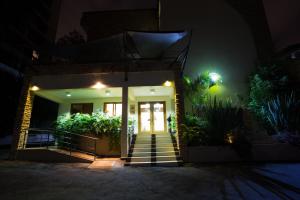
[125,133,182,166]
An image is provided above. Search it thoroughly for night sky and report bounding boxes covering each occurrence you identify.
[56,0,300,50]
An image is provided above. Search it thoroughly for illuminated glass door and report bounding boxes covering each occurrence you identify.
[139,102,166,134]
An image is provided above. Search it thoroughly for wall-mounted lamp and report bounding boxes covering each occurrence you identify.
[163,80,172,87]
[31,85,40,91]
[209,72,222,87]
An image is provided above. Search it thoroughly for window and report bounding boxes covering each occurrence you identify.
[104,103,122,116]
[71,103,93,114]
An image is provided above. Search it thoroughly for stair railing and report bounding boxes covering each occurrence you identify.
[23,128,98,160]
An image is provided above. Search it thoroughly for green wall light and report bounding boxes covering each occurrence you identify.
[209,72,222,88]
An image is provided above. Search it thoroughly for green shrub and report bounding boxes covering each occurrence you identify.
[201,96,243,145]
[182,97,243,146]
[248,74,273,120]
[262,93,300,133]
[183,71,211,108]
[248,65,288,125]
[182,115,208,146]
[55,112,121,149]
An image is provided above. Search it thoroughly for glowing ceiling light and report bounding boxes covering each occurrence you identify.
[31,85,40,91]
[91,82,106,89]
[66,92,71,97]
[164,80,172,87]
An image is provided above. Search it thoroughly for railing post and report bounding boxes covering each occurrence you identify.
[47,131,50,150]
[69,133,72,156]
[23,130,28,149]
[94,139,97,161]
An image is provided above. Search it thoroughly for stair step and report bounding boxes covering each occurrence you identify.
[135,138,173,143]
[129,156,180,162]
[132,147,175,152]
[131,151,178,157]
[125,160,183,167]
[133,143,175,148]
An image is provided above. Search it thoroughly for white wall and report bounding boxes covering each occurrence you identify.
[160,0,257,101]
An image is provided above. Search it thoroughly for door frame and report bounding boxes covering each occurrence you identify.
[138,101,167,134]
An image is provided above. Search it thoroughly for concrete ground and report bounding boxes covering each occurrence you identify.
[0,152,300,200]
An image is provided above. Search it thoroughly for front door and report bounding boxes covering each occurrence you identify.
[138,102,166,134]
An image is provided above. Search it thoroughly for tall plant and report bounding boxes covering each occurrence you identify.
[183,71,211,108]
[200,96,243,145]
[182,96,244,146]
[262,93,300,133]
[248,65,288,122]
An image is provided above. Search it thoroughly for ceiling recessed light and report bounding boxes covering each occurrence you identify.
[105,90,111,96]
[66,92,71,97]
[150,89,155,95]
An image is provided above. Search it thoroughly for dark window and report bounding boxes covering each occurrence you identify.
[71,103,93,114]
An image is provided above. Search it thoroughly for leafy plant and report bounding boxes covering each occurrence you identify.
[181,115,208,146]
[183,71,211,108]
[248,74,273,120]
[248,65,288,123]
[182,97,244,146]
[200,96,243,145]
[167,113,177,134]
[262,93,300,133]
[55,111,121,149]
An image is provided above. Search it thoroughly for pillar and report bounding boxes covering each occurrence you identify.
[121,85,128,158]
[174,70,186,160]
[10,76,34,159]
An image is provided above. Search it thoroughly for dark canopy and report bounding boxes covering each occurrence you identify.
[43,31,190,65]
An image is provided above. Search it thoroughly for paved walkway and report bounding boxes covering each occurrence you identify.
[0,158,300,200]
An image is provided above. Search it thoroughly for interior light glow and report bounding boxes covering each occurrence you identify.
[66,92,71,97]
[91,82,106,89]
[31,85,40,91]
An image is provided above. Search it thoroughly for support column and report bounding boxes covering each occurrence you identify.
[10,75,34,159]
[121,85,128,158]
[174,70,186,160]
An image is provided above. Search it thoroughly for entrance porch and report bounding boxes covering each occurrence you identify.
[11,69,184,164]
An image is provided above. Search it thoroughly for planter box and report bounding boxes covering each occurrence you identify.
[186,144,300,163]
[77,134,120,157]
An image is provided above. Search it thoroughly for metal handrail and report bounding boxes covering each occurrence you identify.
[28,128,99,140]
[24,128,98,160]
